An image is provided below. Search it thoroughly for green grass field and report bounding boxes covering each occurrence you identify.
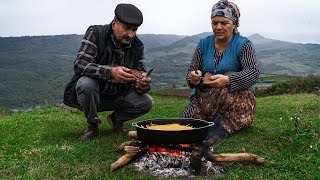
[0,94,319,179]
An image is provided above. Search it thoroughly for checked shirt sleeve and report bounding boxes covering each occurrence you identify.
[73,27,112,80]
[186,45,203,88]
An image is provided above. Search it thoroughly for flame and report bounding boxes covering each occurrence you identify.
[179,144,190,147]
[148,144,190,157]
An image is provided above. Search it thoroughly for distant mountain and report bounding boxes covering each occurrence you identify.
[248,34,320,76]
[0,34,184,54]
[0,33,319,108]
[138,34,185,50]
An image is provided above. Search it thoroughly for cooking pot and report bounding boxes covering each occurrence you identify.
[132,118,214,144]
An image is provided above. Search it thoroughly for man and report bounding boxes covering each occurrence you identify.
[63,3,153,140]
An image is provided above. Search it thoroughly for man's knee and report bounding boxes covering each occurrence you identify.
[76,76,99,95]
[126,93,153,114]
[140,94,154,113]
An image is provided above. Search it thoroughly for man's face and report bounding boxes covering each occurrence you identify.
[112,20,138,47]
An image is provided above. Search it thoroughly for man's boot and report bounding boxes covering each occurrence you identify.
[80,118,101,140]
[107,112,128,133]
[80,126,99,140]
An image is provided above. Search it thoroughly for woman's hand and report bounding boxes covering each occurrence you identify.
[203,74,230,88]
[189,70,202,85]
[111,66,136,83]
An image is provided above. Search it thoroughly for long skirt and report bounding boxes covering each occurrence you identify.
[183,87,256,134]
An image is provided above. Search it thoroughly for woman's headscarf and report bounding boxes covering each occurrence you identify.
[211,0,241,33]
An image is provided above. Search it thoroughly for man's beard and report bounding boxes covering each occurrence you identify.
[115,35,133,48]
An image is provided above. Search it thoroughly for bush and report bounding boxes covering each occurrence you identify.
[255,75,320,97]
[0,104,12,116]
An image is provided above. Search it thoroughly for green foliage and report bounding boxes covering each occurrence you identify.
[0,104,12,116]
[258,74,294,82]
[0,94,319,179]
[255,75,320,96]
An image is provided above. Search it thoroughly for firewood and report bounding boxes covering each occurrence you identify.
[124,146,141,153]
[117,141,138,152]
[110,153,136,172]
[128,131,138,139]
[205,153,266,165]
[110,151,145,172]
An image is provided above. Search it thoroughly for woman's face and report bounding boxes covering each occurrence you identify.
[211,16,235,42]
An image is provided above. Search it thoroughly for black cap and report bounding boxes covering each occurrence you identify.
[115,3,143,26]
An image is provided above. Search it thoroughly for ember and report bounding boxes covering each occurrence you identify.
[148,144,190,157]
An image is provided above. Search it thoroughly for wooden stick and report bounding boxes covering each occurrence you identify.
[128,131,138,139]
[124,146,141,154]
[117,141,138,152]
[205,153,266,165]
[110,151,145,172]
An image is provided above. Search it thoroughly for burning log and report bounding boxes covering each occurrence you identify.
[205,153,266,165]
[110,151,146,172]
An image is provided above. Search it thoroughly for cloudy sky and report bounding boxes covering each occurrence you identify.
[1,0,319,43]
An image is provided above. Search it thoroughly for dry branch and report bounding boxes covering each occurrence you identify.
[124,146,141,154]
[205,153,266,165]
[110,151,146,172]
[117,141,138,152]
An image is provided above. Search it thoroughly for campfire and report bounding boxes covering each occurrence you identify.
[110,131,266,177]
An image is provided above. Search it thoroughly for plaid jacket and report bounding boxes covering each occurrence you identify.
[63,24,147,108]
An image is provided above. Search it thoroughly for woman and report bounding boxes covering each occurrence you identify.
[183,0,259,139]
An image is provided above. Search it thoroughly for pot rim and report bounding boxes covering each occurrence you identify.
[132,118,214,131]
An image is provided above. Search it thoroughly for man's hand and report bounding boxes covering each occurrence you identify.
[189,70,202,85]
[203,74,230,88]
[111,66,136,83]
[136,72,151,90]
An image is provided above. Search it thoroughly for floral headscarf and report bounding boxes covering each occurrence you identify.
[211,0,241,33]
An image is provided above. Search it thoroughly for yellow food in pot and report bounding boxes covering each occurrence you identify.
[144,123,194,131]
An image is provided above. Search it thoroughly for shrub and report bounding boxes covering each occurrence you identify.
[0,104,12,116]
[255,75,320,96]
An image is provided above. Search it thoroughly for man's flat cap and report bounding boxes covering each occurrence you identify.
[115,3,143,26]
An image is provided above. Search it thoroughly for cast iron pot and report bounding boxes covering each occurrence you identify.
[132,118,214,144]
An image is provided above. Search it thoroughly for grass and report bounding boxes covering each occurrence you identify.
[0,94,319,179]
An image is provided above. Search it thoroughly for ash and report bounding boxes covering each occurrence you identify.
[132,152,226,178]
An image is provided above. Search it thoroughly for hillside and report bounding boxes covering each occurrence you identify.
[0,34,184,108]
[1,33,320,108]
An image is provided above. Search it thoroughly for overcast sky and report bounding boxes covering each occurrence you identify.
[1,0,319,43]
